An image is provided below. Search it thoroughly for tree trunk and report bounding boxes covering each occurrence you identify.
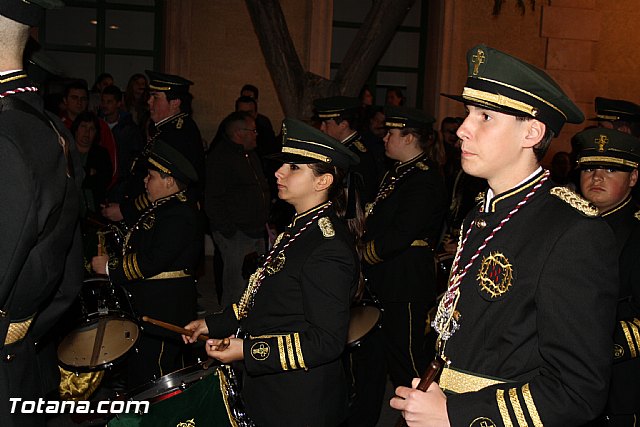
[245,0,417,120]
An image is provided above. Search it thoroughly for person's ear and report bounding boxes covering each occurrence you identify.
[165,176,176,189]
[404,132,416,146]
[630,168,638,188]
[523,119,546,148]
[169,98,181,110]
[315,173,334,192]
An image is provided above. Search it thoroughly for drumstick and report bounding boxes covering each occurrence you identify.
[394,356,445,427]
[141,316,232,351]
[142,316,210,342]
[97,232,105,256]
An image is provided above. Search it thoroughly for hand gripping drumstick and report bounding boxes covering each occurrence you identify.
[141,316,231,351]
[394,356,445,427]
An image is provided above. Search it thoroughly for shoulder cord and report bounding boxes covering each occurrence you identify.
[433,171,549,348]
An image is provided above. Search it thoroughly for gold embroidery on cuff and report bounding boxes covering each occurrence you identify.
[496,389,514,427]
[285,335,297,370]
[508,388,527,427]
[277,336,288,371]
[123,255,133,280]
[621,321,637,358]
[294,333,307,370]
[522,384,543,427]
[132,254,143,278]
[631,320,640,352]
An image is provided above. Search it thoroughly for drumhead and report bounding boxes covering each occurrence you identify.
[58,316,139,371]
[347,305,382,345]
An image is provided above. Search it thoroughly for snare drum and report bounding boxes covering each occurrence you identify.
[108,362,254,427]
[347,296,383,348]
[58,277,140,372]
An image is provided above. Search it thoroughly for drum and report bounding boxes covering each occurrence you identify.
[58,277,140,372]
[108,362,254,427]
[347,296,383,348]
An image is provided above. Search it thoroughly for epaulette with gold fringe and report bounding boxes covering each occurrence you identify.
[550,186,599,217]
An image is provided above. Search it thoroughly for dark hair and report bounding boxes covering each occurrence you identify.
[515,116,555,161]
[165,91,193,115]
[70,111,101,144]
[157,170,187,191]
[91,73,113,92]
[334,107,364,132]
[102,84,123,102]
[359,85,373,103]
[224,111,253,139]
[400,124,435,152]
[235,96,257,112]
[124,73,149,107]
[385,86,406,106]
[308,162,366,297]
[63,80,89,98]
[241,84,259,100]
[441,116,463,130]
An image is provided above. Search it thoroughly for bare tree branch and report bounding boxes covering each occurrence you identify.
[246,0,416,118]
[334,0,417,95]
[245,0,306,116]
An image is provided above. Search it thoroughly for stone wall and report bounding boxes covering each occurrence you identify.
[433,0,640,164]
[163,0,315,146]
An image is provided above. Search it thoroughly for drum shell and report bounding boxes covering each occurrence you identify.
[347,296,384,348]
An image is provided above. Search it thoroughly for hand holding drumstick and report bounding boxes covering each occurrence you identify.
[142,316,230,351]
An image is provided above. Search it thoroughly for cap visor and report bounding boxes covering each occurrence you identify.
[266,152,321,164]
[579,162,635,172]
[441,93,531,117]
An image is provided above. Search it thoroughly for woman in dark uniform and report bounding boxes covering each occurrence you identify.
[184,118,362,427]
[349,106,447,425]
[92,140,202,388]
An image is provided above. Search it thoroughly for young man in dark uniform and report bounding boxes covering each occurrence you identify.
[392,44,619,426]
[101,71,204,226]
[92,140,203,388]
[0,1,84,425]
[576,127,640,426]
[314,96,381,204]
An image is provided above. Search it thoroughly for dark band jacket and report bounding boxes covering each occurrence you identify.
[441,172,619,426]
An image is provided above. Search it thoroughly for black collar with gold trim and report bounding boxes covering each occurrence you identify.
[155,112,189,131]
[342,131,360,147]
[0,71,33,94]
[601,195,633,218]
[394,152,429,175]
[483,169,547,213]
[290,201,332,228]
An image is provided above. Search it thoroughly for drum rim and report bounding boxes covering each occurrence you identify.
[122,360,219,402]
